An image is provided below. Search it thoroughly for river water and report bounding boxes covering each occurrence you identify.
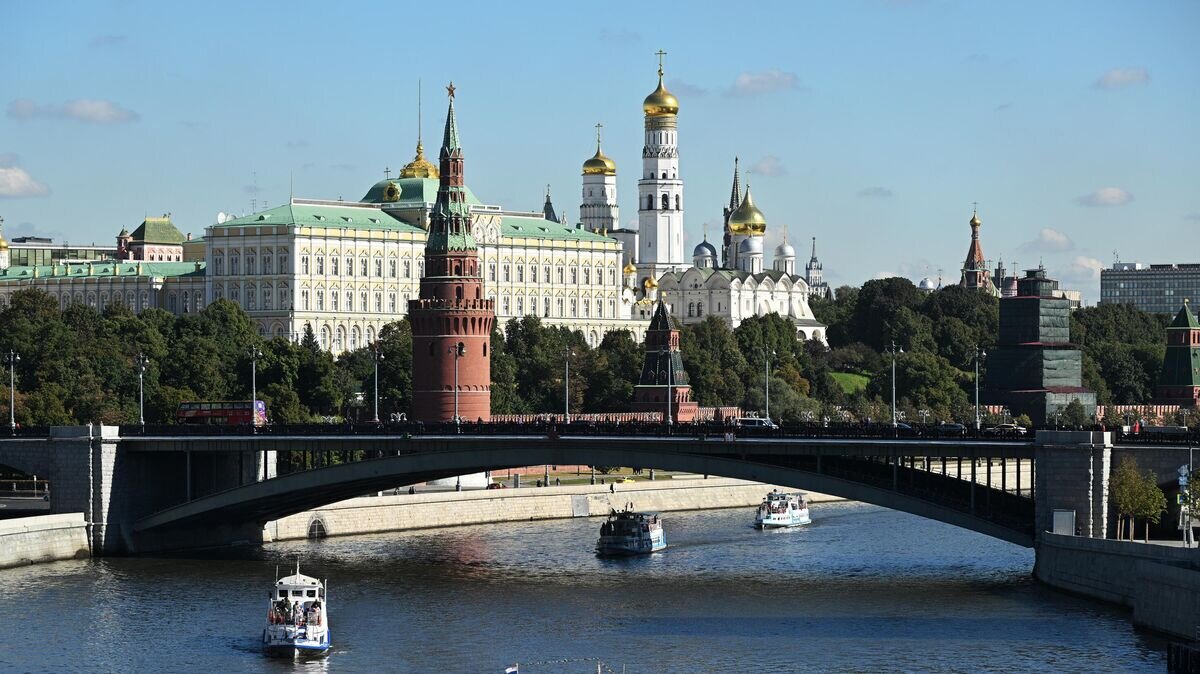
[0,502,1168,673]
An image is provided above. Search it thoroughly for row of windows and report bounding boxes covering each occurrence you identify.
[495,295,616,319]
[0,289,203,315]
[643,194,682,211]
[212,250,290,276]
[487,263,617,286]
[299,255,422,280]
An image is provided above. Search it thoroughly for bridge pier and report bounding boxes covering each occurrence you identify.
[1034,431,1111,539]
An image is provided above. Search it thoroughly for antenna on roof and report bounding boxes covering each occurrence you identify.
[418,79,422,145]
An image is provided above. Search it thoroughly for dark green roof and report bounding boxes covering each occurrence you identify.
[0,261,205,283]
[131,217,185,245]
[214,201,425,234]
[1169,302,1199,329]
[500,215,613,243]
[361,177,482,206]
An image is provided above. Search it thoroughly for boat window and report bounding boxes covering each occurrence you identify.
[278,590,287,598]
[307,590,316,597]
[292,590,304,597]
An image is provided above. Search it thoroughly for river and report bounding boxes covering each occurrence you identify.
[0,502,1168,673]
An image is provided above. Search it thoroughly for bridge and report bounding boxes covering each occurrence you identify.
[0,424,1191,554]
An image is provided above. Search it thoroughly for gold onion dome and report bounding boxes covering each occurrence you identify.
[623,260,637,275]
[643,72,679,117]
[727,186,767,235]
[399,141,439,179]
[643,275,658,289]
[970,211,982,227]
[582,143,617,175]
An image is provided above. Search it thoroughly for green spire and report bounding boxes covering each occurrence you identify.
[442,82,460,151]
[1169,300,1199,329]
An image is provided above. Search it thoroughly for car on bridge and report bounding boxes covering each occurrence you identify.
[934,422,967,437]
[984,423,1027,437]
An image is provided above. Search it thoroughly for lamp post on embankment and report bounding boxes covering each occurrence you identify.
[371,342,384,424]
[136,352,149,427]
[885,341,902,429]
[5,349,19,434]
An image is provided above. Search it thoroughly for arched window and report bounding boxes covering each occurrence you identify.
[688,302,695,317]
[646,194,654,210]
[675,194,682,210]
[661,171,667,179]
[456,285,463,300]
[661,193,669,210]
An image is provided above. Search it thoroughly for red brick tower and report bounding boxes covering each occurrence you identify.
[632,301,698,423]
[409,83,494,423]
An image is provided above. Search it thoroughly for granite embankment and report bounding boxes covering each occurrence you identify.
[0,513,91,569]
[267,478,836,541]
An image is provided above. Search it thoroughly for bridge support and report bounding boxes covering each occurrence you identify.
[1035,431,1111,540]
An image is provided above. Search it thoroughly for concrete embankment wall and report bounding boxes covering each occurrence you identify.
[268,478,835,542]
[0,513,91,569]
[1035,532,1200,640]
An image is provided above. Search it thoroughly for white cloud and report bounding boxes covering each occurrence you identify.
[1094,67,1150,90]
[1020,228,1074,253]
[857,186,894,198]
[1069,256,1104,281]
[726,70,800,97]
[747,155,787,177]
[0,166,50,198]
[1076,186,1133,207]
[7,98,139,124]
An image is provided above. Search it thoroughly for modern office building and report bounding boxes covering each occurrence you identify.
[1100,261,1200,314]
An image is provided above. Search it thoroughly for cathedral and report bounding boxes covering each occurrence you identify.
[578,55,828,345]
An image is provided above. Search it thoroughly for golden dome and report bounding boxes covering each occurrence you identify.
[583,143,617,175]
[969,210,982,227]
[399,141,439,179]
[643,72,679,117]
[643,275,658,289]
[623,260,637,275]
[0,239,8,251]
[727,186,767,235]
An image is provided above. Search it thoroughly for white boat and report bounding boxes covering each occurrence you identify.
[262,562,330,658]
[596,506,667,556]
[754,491,812,529]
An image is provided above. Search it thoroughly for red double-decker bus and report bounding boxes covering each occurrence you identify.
[177,400,268,426]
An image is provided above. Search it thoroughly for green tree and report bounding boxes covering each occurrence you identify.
[866,350,969,422]
[1059,399,1092,427]
[583,330,642,412]
[1111,456,1141,540]
[1133,469,1168,542]
[679,315,748,407]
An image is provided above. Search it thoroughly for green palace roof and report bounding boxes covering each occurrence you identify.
[0,261,205,283]
[361,177,483,206]
[500,215,613,243]
[130,217,186,245]
[213,201,425,234]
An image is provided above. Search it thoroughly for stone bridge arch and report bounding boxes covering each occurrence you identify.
[134,441,1034,549]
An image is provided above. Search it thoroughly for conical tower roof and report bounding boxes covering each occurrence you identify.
[1170,300,1200,329]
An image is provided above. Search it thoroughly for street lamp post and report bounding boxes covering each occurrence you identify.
[247,346,263,402]
[974,347,987,431]
[563,349,574,424]
[448,344,463,427]
[764,349,776,424]
[136,352,149,427]
[4,350,18,434]
[371,343,385,423]
[885,341,903,428]
[919,409,930,426]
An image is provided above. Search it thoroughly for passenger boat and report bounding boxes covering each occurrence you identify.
[596,506,667,556]
[754,491,812,529]
[262,562,330,658]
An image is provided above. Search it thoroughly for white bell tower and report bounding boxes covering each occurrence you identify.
[637,50,686,284]
[580,123,619,234]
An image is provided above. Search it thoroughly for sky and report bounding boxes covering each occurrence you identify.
[2,0,1198,303]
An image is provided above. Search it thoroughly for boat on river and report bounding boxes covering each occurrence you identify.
[754,491,812,529]
[596,506,667,556]
[262,562,330,658]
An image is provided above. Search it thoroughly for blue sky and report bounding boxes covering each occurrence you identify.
[2,1,1197,302]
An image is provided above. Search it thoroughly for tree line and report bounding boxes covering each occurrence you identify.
[0,280,1186,427]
